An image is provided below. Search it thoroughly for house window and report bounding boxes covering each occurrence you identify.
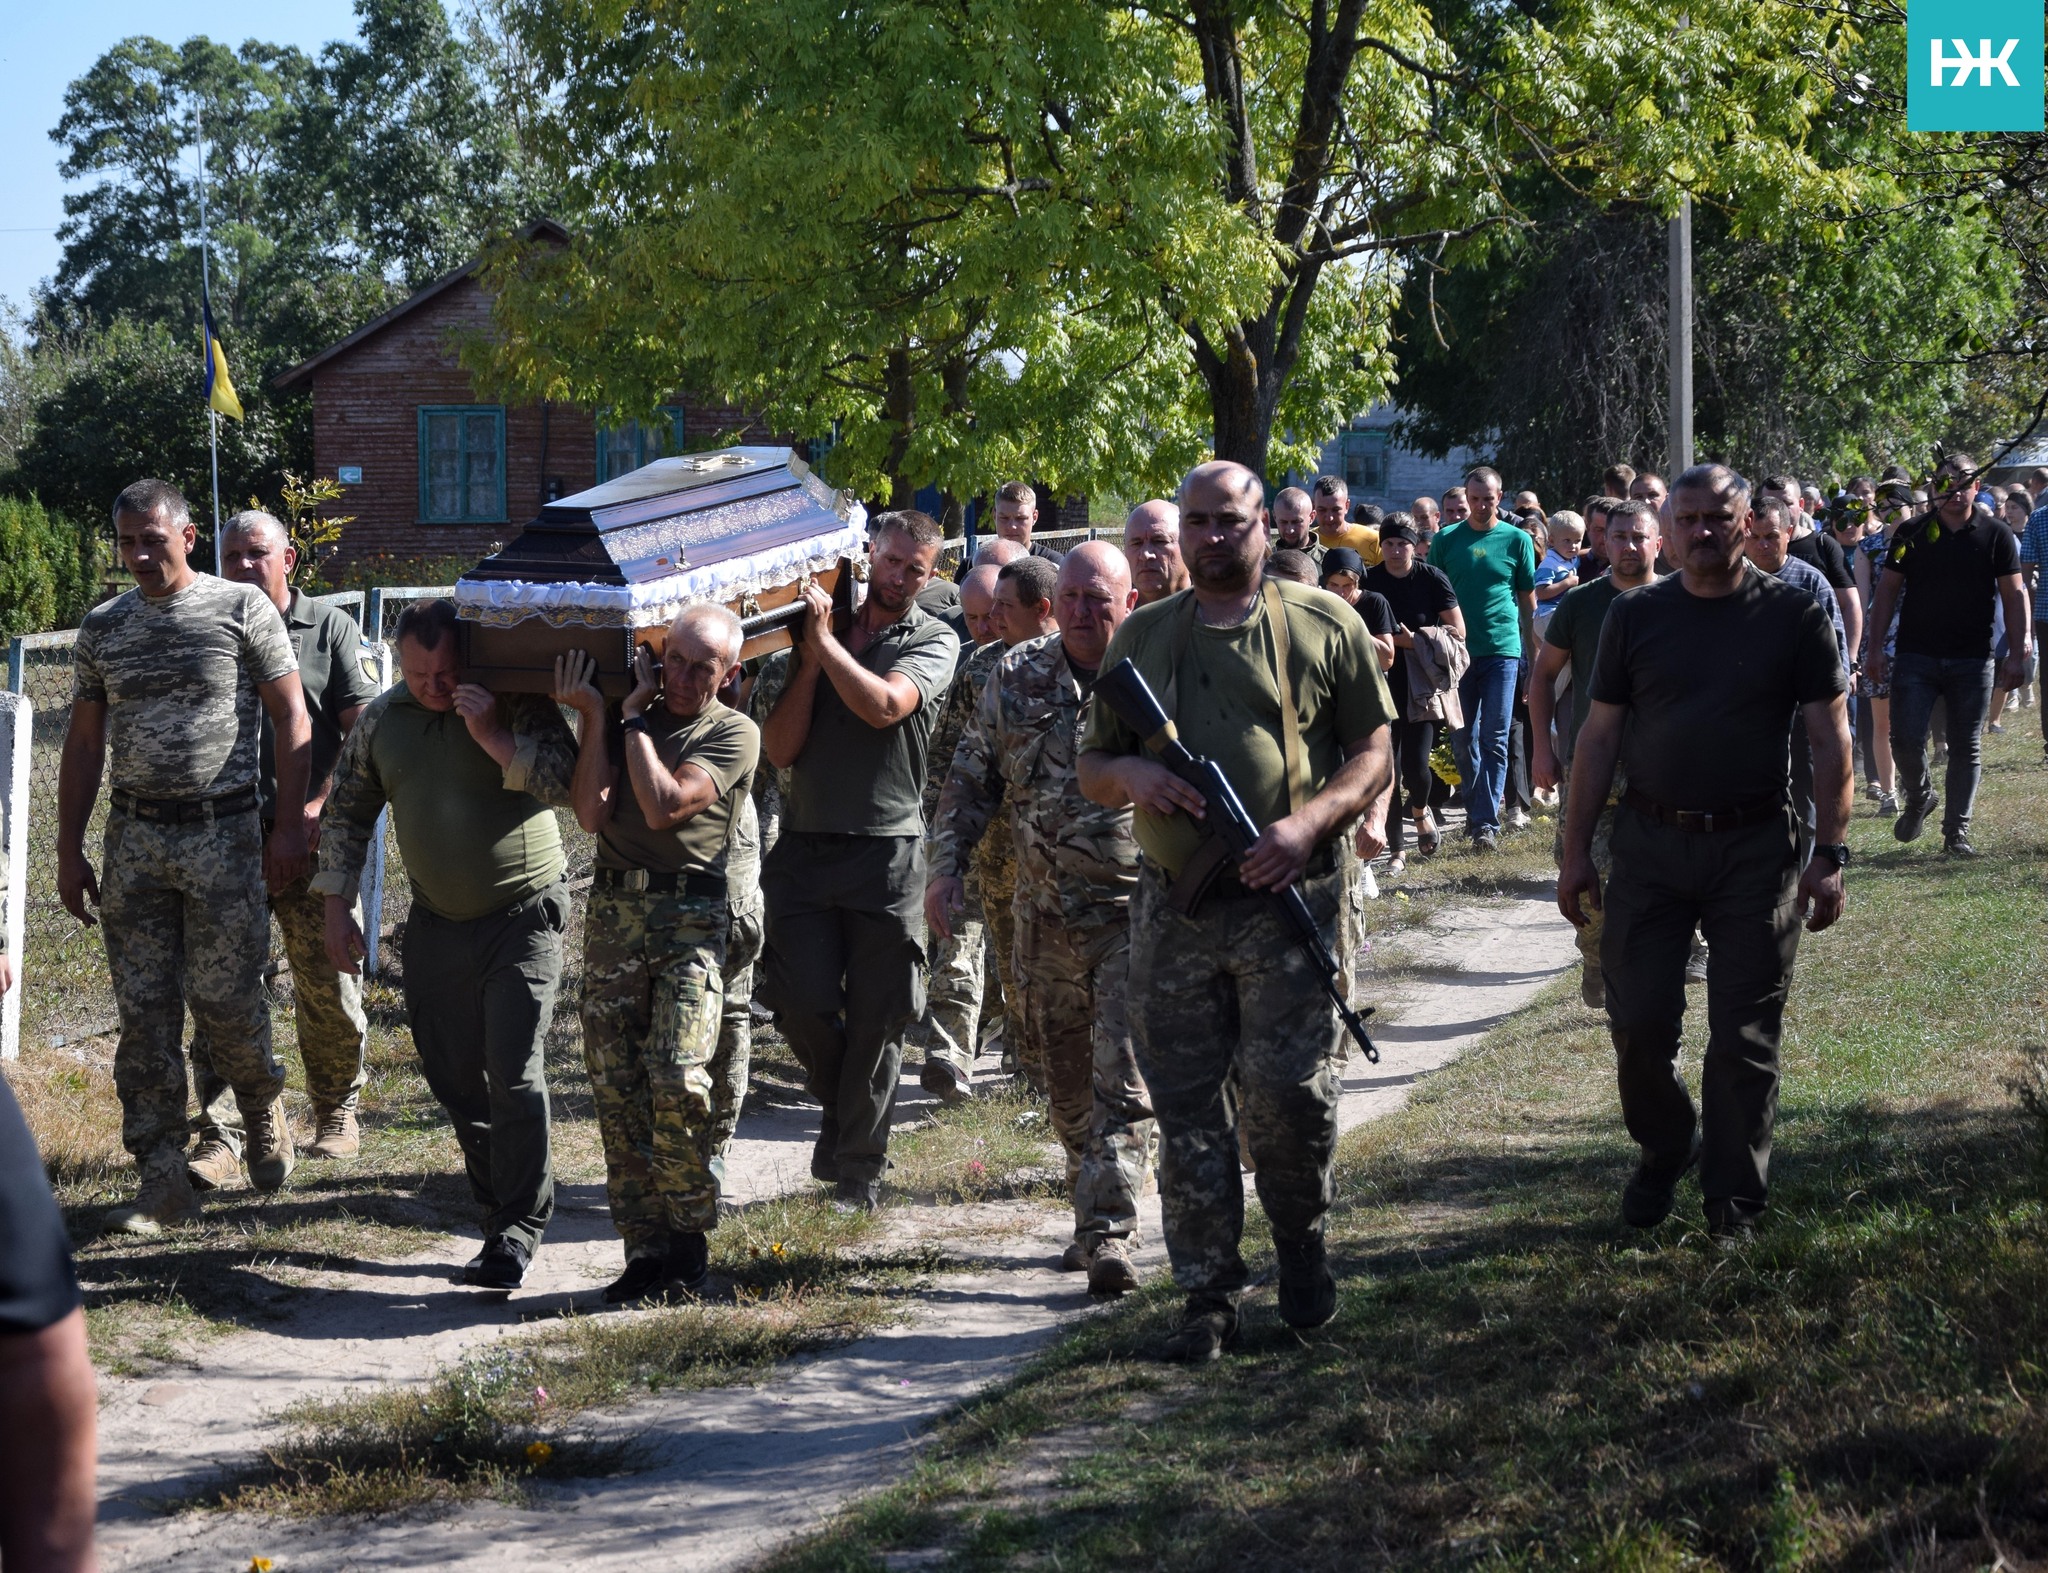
[1340,430,1390,496]
[418,406,507,523]
[596,406,687,482]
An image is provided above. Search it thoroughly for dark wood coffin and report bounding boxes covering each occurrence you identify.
[454,447,860,694]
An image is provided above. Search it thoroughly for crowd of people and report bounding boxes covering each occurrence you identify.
[0,434,2033,1513]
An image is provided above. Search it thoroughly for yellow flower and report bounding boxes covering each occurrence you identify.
[250,1560,274,1573]
[525,1441,554,1466]
[769,1241,786,1258]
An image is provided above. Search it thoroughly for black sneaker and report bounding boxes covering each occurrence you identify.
[1943,832,1980,858]
[602,1253,669,1305]
[1159,1297,1240,1363]
[1275,1235,1337,1330]
[1472,828,1499,852]
[1894,790,1938,843]
[667,1230,710,1293]
[1621,1136,1701,1229]
[811,1113,840,1183]
[1707,1212,1759,1248]
[464,1234,531,1290]
[833,1176,881,1213]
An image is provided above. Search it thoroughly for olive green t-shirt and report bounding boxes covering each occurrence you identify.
[784,602,960,838]
[596,701,760,876]
[1079,580,1394,877]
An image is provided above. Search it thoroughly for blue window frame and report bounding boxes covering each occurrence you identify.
[418,405,507,524]
[1340,430,1390,495]
[596,405,687,482]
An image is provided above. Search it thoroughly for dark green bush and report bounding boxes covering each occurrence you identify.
[0,496,104,637]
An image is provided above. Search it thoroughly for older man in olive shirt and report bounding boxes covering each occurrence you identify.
[1560,464,1849,1241]
[316,599,576,1289]
[190,510,383,1182]
[760,511,959,1210]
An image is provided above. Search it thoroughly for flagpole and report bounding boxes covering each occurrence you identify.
[195,102,222,575]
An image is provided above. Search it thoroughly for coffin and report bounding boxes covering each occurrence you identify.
[453,447,864,695]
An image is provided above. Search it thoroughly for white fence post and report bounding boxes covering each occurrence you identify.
[363,639,392,978]
[0,695,30,1060]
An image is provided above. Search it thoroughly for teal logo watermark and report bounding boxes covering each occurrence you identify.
[1908,0,2044,131]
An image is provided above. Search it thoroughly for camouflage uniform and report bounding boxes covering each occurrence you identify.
[73,578,298,1164]
[578,700,757,1251]
[933,633,1152,1242]
[582,889,729,1247]
[711,794,765,1179]
[909,638,1006,1080]
[747,651,792,855]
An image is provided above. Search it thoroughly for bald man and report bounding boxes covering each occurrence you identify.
[1123,500,1188,606]
[909,562,1011,1100]
[190,509,382,1185]
[1270,486,1321,568]
[1080,461,1394,1359]
[932,543,1154,1294]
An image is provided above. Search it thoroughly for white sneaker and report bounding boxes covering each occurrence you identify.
[1506,807,1532,831]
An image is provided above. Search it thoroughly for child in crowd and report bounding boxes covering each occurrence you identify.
[1533,511,1584,627]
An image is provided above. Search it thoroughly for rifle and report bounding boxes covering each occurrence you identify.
[1095,659,1379,1064]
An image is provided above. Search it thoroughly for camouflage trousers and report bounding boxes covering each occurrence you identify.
[1016,909,1154,1243]
[193,873,369,1155]
[710,901,765,1187]
[906,859,985,1081]
[977,835,1031,1084]
[581,885,731,1250]
[101,807,283,1164]
[1128,863,1345,1301]
[1554,780,1619,981]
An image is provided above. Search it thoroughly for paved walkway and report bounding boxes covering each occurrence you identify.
[97,892,1578,1571]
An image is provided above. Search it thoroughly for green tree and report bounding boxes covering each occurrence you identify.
[485,0,1871,492]
[6,317,288,544]
[0,497,103,636]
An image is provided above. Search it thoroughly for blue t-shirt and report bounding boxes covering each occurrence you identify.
[1533,548,1578,626]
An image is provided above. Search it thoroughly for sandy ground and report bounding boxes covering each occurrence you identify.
[95,890,1578,1571]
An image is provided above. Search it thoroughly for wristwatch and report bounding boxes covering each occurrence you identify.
[1812,842,1850,870]
[621,713,650,734]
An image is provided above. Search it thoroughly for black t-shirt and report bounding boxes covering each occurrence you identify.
[1786,530,1854,591]
[1587,567,1846,809]
[0,1077,80,1335]
[1357,588,1396,638]
[1885,512,2023,660]
[1365,562,1458,701]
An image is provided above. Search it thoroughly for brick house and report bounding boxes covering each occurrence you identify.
[272,220,776,571]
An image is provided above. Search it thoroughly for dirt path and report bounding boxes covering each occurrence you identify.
[96,891,1578,1571]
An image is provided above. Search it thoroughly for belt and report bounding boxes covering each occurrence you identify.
[1205,843,1338,902]
[593,866,727,900]
[111,785,259,824]
[1621,787,1787,834]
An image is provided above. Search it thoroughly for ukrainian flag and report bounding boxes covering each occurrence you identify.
[202,287,243,422]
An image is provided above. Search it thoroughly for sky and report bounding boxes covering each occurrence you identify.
[0,1,366,312]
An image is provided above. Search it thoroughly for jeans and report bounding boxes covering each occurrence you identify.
[1455,655,1522,836]
[1889,652,1994,837]
[2036,622,2048,748]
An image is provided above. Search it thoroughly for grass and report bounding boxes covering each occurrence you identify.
[755,729,2048,1571]
[888,1083,1068,1204]
[211,1191,950,1515]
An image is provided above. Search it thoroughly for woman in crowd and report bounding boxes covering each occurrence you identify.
[1361,518,1465,870]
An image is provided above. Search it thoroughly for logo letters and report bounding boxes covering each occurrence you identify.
[1931,37,2022,87]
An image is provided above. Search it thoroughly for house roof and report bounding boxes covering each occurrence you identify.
[271,217,571,392]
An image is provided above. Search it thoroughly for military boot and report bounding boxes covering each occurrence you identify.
[243,1099,297,1192]
[105,1150,202,1237]
[306,1100,361,1159]
[187,1136,243,1192]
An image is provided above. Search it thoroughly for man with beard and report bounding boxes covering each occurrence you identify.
[760,512,959,1209]
[1560,464,1848,1240]
[1080,460,1394,1360]
[1123,500,1189,606]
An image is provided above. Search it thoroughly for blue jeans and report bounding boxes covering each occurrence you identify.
[1455,655,1522,836]
[1889,652,1994,837]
